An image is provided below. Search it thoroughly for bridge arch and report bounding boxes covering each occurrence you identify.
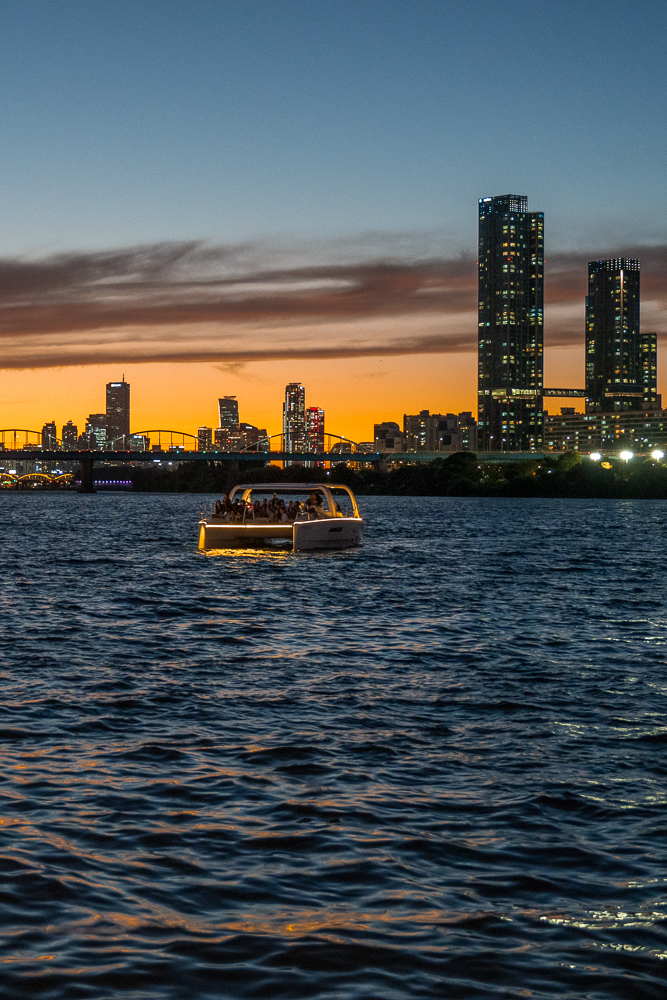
[0,429,58,449]
[239,432,360,453]
[10,472,73,489]
[107,429,198,451]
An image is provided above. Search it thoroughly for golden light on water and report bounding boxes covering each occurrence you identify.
[203,547,291,560]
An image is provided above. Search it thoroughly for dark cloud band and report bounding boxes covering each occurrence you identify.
[0,239,664,368]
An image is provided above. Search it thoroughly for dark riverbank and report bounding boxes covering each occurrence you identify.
[130,451,667,499]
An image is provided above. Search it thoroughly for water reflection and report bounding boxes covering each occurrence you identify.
[203,547,291,560]
[0,494,666,997]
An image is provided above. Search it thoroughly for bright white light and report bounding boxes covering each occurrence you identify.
[620,451,633,462]
[651,450,664,460]
[590,452,602,462]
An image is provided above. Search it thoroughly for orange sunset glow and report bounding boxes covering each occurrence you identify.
[1,241,663,441]
[0,348,589,445]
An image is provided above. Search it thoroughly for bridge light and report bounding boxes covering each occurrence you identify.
[620,450,633,462]
[651,450,664,461]
[590,452,602,461]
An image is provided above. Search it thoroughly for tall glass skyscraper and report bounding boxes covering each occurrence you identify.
[585,259,645,412]
[306,406,325,451]
[283,383,306,452]
[106,379,130,448]
[478,194,544,451]
[218,396,240,433]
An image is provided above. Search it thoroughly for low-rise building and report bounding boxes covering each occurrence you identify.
[229,423,268,451]
[214,427,229,449]
[544,407,667,453]
[129,434,150,451]
[402,411,478,453]
[61,421,78,449]
[84,414,107,450]
[42,421,58,449]
[197,426,213,451]
[374,422,405,452]
[455,412,478,453]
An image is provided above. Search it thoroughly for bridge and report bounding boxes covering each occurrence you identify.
[2,449,385,492]
[0,428,202,450]
[0,470,73,489]
[0,428,365,453]
[542,388,588,398]
[1,427,583,495]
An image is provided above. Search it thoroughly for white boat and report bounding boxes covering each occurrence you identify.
[198,483,364,551]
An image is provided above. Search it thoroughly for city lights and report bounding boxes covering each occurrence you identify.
[2,202,666,476]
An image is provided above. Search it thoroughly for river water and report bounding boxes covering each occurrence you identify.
[1,493,667,999]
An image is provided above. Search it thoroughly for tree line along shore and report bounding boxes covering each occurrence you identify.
[129,452,667,499]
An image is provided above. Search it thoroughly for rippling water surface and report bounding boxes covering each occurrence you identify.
[2,493,667,999]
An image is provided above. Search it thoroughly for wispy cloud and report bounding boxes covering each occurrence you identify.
[0,239,664,369]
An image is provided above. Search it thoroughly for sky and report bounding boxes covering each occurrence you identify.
[0,0,665,441]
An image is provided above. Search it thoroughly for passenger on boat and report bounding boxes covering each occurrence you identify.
[214,499,223,518]
[306,491,325,518]
[222,493,232,512]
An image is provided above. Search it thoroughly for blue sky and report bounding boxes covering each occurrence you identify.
[1,0,665,436]
[0,0,665,257]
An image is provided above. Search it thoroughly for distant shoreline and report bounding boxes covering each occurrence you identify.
[127,452,667,500]
[4,453,667,500]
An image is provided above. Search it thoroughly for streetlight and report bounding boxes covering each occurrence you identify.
[590,452,602,461]
[651,450,665,461]
[620,451,633,462]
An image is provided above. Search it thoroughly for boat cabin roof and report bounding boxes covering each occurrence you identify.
[229,483,360,518]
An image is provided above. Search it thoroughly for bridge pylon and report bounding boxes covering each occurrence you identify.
[77,455,96,494]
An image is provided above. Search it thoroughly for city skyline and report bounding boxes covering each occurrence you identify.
[14,222,664,450]
[0,2,664,440]
[10,278,667,458]
[0,232,667,440]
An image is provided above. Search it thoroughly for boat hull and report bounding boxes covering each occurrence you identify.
[293,517,363,550]
[198,517,363,551]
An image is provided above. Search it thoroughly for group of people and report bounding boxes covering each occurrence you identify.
[213,491,329,522]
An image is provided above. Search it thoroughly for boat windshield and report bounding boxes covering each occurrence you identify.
[226,483,360,518]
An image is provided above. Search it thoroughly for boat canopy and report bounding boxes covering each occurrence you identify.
[229,483,360,518]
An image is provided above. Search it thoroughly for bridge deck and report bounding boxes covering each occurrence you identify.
[2,450,550,464]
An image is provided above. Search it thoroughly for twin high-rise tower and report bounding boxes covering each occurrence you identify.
[477,194,544,452]
[585,259,657,411]
[478,195,659,451]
